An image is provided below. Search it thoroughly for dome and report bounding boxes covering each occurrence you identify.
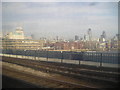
[16,27,23,30]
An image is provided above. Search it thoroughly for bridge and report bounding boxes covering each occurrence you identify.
[1,49,120,88]
[2,49,120,67]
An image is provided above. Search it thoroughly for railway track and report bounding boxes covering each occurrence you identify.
[3,63,95,88]
[2,56,119,88]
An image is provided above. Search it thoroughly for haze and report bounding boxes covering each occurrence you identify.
[2,2,118,40]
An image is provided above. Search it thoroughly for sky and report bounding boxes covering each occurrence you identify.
[2,1,118,40]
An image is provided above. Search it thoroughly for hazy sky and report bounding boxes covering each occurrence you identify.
[2,2,118,39]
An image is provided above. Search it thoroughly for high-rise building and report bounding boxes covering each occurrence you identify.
[87,28,92,41]
[84,34,86,41]
[99,31,107,42]
[102,31,106,39]
[75,35,79,41]
[56,36,59,42]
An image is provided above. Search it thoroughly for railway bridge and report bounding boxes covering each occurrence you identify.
[1,49,119,88]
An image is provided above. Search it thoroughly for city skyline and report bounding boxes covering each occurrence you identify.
[2,2,118,39]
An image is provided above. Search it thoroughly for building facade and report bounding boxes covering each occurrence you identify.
[5,27,24,39]
[2,27,44,50]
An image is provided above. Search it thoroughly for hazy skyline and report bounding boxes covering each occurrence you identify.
[2,2,118,39]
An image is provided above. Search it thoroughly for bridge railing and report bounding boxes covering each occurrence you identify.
[1,49,119,67]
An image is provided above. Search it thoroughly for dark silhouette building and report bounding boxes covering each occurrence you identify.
[75,35,79,41]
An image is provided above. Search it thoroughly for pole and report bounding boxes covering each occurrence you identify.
[47,50,48,61]
[100,53,102,67]
[79,52,81,65]
[34,50,36,60]
[22,50,23,59]
[79,52,84,65]
[61,51,63,63]
[16,48,17,58]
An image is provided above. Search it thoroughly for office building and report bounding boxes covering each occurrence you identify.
[75,35,79,41]
[2,27,44,50]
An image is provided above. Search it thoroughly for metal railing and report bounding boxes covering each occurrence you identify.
[1,49,119,67]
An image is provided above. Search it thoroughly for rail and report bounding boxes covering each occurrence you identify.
[1,49,120,68]
[2,56,119,88]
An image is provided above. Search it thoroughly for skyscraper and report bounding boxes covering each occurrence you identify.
[75,35,79,41]
[84,34,86,40]
[102,31,106,39]
[56,36,59,41]
[87,28,92,41]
